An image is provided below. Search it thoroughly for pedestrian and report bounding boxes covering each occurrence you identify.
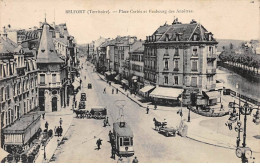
[154,103,157,110]
[146,106,149,114]
[96,138,102,150]
[116,88,118,94]
[103,119,106,127]
[59,118,63,127]
[60,126,63,136]
[108,130,112,142]
[45,121,49,131]
[132,156,139,163]
[103,88,106,94]
[75,101,77,108]
[106,117,110,126]
[57,126,60,137]
[42,113,45,120]
[112,88,114,94]
[111,144,116,160]
[54,126,57,136]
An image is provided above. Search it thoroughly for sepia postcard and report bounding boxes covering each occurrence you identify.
[0,0,259,164]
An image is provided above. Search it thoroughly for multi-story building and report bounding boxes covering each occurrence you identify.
[129,40,145,91]
[144,19,219,106]
[0,28,40,151]
[36,21,68,112]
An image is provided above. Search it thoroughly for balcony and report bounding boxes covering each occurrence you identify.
[207,54,217,62]
[206,68,216,74]
[163,53,169,58]
[49,82,62,88]
[173,68,179,72]
[190,54,199,59]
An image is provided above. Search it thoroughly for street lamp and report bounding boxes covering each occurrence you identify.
[187,101,191,122]
[228,101,259,163]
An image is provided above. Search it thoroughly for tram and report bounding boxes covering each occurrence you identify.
[113,121,134,157]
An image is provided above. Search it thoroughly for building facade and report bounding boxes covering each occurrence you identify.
[36,22,68,112]
[144,19,218,105]
[0,28,39,151]
[129,40,145,91]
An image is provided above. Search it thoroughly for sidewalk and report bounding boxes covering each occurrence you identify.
[35,97,74,163]
[97,73,260,153]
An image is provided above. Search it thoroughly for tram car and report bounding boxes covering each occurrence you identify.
[113,122,134,157]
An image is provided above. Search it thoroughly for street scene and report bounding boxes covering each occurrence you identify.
[0,0,260,164]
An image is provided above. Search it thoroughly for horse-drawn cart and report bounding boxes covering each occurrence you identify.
[159,126,177,137]
[153,118,178,137]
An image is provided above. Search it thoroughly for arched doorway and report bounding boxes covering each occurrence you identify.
[52,97,58,112]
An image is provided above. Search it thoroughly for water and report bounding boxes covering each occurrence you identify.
[216,66,260,100]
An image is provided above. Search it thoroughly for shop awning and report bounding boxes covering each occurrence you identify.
[105,71,111,76]
[150,87,183,100]
[139,85,155,93]
[3,113,41,134]
[121,79,129,86]
[111,71,116,75]
[204,91,221,99]
[132,76,138,80]
[115,75,120,81]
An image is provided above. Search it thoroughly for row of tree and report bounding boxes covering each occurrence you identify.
[219,43,260,74]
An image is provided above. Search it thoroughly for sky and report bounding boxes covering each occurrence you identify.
[0,0,259,44]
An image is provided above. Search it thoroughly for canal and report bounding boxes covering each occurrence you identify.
[216,66,260,100]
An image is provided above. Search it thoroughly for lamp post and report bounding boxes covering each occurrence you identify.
[228,101,259,163]
[187,101,191,122]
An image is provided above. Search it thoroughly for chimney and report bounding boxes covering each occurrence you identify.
[2,26,7,40]
[18,37,22,45]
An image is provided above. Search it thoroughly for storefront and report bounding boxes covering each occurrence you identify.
[139,85,155,98]
[150,87,183,106]
[2,112,41,153]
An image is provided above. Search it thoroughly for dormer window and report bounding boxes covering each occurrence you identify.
[193,34,198,41]
[165,34,169,41]
[209,34,212,41]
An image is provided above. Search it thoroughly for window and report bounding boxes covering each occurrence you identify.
[191,77,197,87]
[120,137,123,146]
[164,59,168,70]
[40,74,45,84]
[0,87,4,101]
[174,60,179,71]
[123,137,131,146]
[174,48,179,56]
[5,86,9,100]
[192,47,198,56]
[52,74,57,83]
[174,76,178,85]
[164,76,168,84]
[191,61,198,71]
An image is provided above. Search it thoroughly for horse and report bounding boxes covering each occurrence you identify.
[153,118,162,131]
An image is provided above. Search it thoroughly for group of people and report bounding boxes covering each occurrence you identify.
[54,126,63,137]
[103,117,110,127]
